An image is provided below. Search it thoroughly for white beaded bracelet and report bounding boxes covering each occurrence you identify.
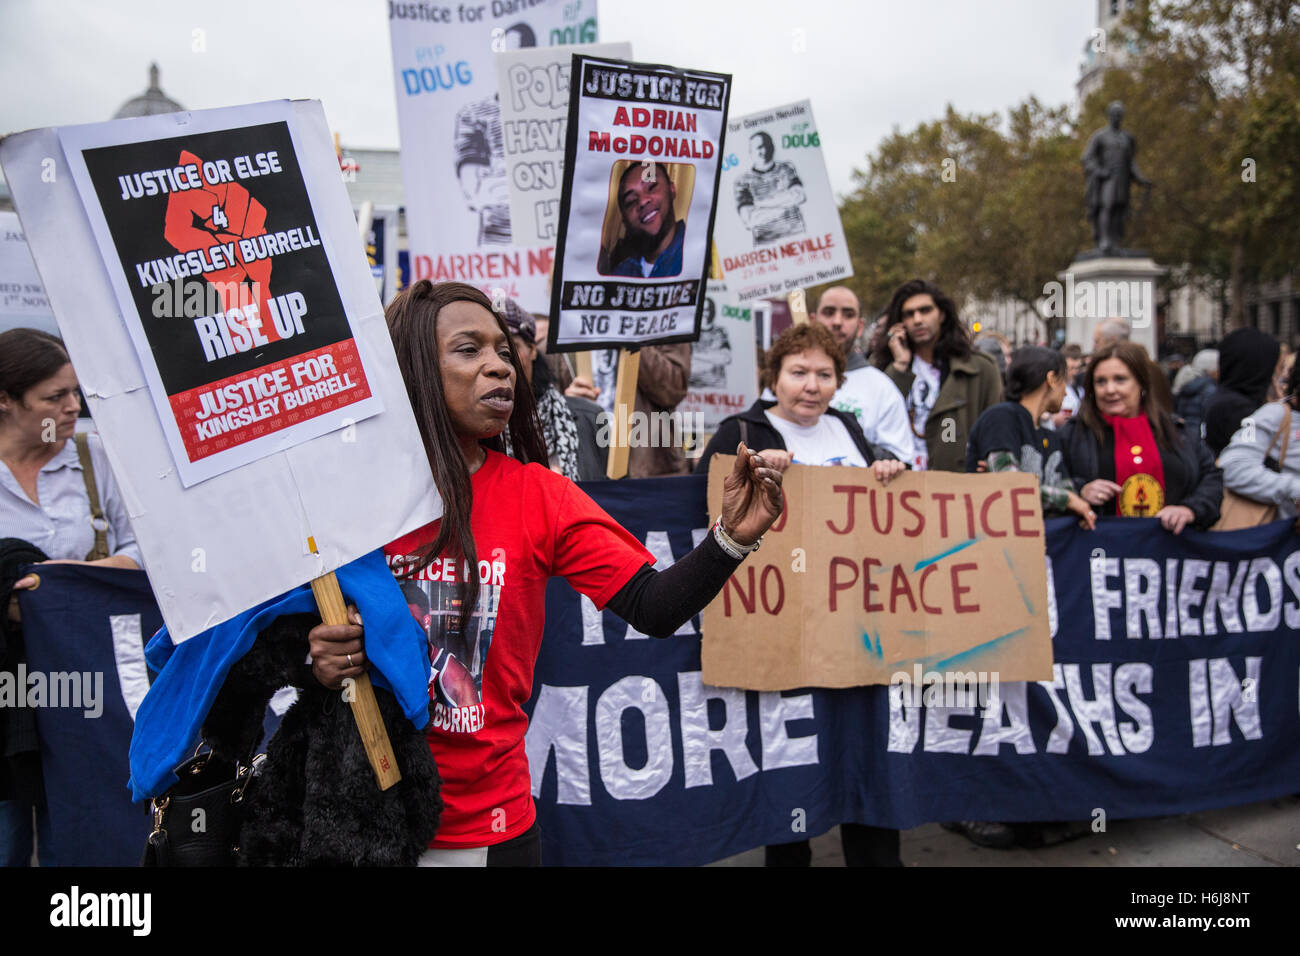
[712,516,761,560]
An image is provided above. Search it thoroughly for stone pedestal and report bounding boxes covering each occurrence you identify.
[1052,255,1165,355]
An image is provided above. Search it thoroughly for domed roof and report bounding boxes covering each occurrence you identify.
[114,63,184,119]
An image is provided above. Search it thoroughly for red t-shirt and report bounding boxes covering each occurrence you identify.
[384,450,653,848]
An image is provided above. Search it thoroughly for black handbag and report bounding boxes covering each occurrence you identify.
[141,746,263,866]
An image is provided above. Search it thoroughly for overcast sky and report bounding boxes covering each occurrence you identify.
[1,0,1096,196]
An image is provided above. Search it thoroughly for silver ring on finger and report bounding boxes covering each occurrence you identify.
[347,653,354,667]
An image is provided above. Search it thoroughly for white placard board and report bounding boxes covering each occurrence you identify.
[55,101,387,487]
[546,54,731,353]
[713,99,852,301]
[0,210,57,336]
[680,281,759,430]
[388,0,599,311]
[1,100,441,642]
[495,41,631,248]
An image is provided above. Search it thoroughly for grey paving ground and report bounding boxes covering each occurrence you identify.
[710,793,1300,866]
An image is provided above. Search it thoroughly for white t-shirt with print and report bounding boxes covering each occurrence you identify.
[906,354,941,470]
[762,410,868,468]
[831,365,912,462]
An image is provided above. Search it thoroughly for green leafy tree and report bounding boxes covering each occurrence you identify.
[825,100,1084,340]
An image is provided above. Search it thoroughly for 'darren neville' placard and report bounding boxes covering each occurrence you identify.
[546,54,730,353]
[713,99,852,302]
[703,458,1053,690]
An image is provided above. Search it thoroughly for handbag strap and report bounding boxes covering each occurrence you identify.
[73,433,110,561]
[1276,404,1293,461]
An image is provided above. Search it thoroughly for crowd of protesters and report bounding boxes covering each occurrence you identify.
[3,273,1296,868]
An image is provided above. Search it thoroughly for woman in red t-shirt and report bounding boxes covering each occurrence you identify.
[308,281,783,865]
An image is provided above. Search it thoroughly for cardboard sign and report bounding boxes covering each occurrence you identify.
[546,54,731,353]
[713,100,852,302]
[55,104,384,486]
[0,210,57,336]
[703,458,1053,689]
[679,280,758,430]
[388,0,596,310]
[1,100,441,641]
[495,41,631,248]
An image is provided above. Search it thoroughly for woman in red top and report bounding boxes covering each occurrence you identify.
[308,281,783,865]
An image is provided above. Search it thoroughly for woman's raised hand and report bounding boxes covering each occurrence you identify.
[720,443,784,547]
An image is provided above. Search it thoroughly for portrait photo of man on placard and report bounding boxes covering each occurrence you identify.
[597,160,694,278]
[733,130,806,246]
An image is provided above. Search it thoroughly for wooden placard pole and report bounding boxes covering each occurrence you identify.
[292,193,400,791]
[310,569,402,790]
[788,288,809,325]
[605,349,641,479]
[574,350,593,383]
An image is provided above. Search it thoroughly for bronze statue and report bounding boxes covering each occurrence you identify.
[1083,101,1151,255]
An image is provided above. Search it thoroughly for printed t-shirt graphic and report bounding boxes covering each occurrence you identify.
[384,450,653,848]
[734,161,805,245]
[397,574,500,732]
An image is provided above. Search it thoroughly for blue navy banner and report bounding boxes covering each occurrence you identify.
[17,565,160,866]
[16,564,289,866]
[12,482,1300,866]
[525,476,1300,866]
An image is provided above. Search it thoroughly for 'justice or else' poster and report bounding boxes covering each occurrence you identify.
[58,104,383,486]
[713,99,852,302]
[547,54,731,353]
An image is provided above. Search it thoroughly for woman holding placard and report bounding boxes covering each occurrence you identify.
[695,322,906,484]
[306,281,783,866]
[1,328,141,866]
[697,322,907,868]
[1059,341,1221,533]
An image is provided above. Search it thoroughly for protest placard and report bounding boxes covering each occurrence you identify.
[713,100,852,302]
[679,281,758,431]
[388,0,597,310]
[52,104,385,486]
[1,100,440,643]
[703,458,1053,689]
[0,210,57,336]
[495,41,631,248]
[362,204,399,305]
[546,54,731,353]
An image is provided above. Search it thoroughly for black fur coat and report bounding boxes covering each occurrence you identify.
[201,613,441,866]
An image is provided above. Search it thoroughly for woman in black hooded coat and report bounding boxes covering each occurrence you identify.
[1204,328,1281,457]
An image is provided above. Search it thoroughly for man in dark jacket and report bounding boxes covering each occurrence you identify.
[1204,328,1280,456]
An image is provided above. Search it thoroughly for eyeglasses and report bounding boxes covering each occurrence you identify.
[901,304,937,319]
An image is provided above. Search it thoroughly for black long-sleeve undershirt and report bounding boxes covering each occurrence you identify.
[603,530,745,638]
